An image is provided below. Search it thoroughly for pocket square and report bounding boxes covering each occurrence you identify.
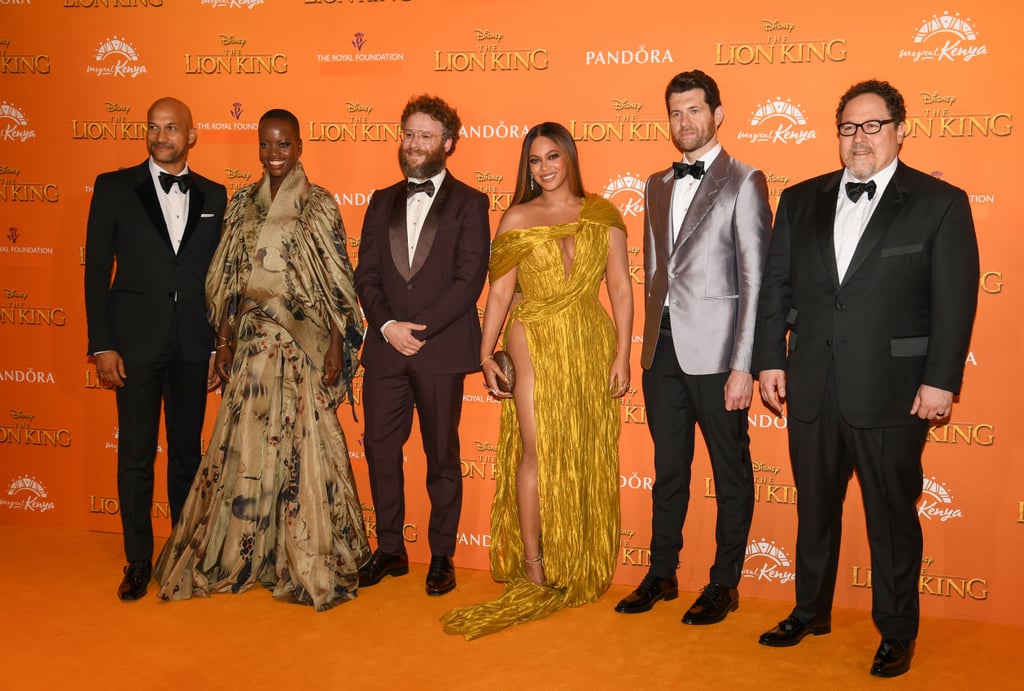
[200,213,216,219]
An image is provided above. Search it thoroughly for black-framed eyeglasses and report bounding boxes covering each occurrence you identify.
[837,119,895,136]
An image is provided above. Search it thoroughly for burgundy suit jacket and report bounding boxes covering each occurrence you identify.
[354,172,490,375]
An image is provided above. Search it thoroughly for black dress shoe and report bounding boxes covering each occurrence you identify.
[614,573,678,614]
[117,560,152,601]
[870,638,915,678]
[358,549,409,588]
[425,555,456,596]
[758,615,832,647]
[682,582,739,625]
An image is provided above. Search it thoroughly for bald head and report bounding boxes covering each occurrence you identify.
[146,97,197,174]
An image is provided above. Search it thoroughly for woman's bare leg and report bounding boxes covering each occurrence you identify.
[505,319,543,585]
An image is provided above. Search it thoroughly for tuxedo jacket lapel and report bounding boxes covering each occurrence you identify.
[842,172,907,285]
[134,166,175,253]
[410,175,452,277]
[815,172,843,289]
[648,170,674,263]
[178,182,207,252]
[388,189,411,281]
[673,155,726,253]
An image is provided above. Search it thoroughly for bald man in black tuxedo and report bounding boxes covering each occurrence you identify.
[85,97,226,602]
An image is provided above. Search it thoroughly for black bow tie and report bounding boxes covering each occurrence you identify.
[845,180,876,202]
[407,179,435,198]
[672,160,705,180]
[158,171,191,194]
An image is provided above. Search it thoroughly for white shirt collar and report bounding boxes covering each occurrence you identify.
[683,142,722,169]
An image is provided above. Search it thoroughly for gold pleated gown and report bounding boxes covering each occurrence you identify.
[442,194,624,639]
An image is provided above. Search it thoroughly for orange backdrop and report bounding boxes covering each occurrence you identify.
[1,0,1021,626]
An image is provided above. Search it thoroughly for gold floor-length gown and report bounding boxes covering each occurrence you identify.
[442,194,624,638]
[155,164,370,611]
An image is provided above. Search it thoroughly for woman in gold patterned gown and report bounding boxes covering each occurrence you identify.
[441,122,633,638]
[155,109,370,611]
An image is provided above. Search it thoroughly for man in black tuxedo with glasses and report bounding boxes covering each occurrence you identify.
[752,79,979,678]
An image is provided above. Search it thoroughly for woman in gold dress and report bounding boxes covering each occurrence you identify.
[155,109,370,610]
[442,122,633,638]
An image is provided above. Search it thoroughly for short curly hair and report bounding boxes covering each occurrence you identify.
[835,79,906,124]
[401,94,462,156]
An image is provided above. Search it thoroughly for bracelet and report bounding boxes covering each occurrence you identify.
[480,354,494,367]
[215,343,232,350]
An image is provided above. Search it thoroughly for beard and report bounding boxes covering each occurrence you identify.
[399,142,447,179]
[672,129,713,156]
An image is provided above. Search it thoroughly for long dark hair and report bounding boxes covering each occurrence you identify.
[510,122,585,206]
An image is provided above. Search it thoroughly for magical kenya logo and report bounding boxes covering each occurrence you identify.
[735,96,817,145]
[1,476,55,513]
[0,101,36,143]
[918,475,964,522]
[86,36,147,79]
[898,11,988,62]
[742,538,795,585]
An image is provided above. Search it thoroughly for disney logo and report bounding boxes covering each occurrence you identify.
[762,19,796,32]
[225,168,251,180]
[474,171,503,183]
[346,102,373,114]
[920,91,957,106]
[104,102,130,113]
[474,30,504,42]
[10,409,34,422]
[219,35,247,47]
[4,288,28,300]
[474,441,498,451]
[612,99,643,112]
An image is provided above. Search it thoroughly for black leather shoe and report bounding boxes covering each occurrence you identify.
[870,638,915,678]
[117,560,152,601]
[682,582,739,625]
[425,555,456,596]
[758,615,832,646]
[614,573,678,614]
[358,549,409,588]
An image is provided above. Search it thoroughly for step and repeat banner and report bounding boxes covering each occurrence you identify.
[2,1,1021,625]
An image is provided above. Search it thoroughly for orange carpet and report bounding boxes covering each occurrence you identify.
[1,523,1016,689]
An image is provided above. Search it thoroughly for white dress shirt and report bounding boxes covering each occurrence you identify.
[406,169,447,269]
[148,158,190,254]
[671,143,721,245]
[381,169,447,342]
[664,143,721,309]
[834,157,897,282]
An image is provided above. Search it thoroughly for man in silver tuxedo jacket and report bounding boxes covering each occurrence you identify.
[615,70,771,625]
